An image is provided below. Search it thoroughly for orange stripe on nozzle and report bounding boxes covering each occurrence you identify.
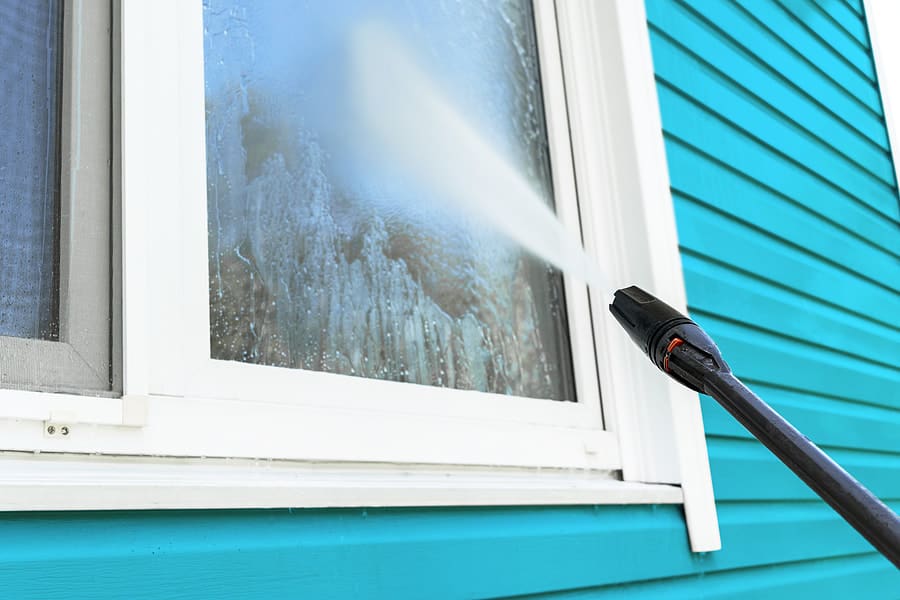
[663,338,684,372]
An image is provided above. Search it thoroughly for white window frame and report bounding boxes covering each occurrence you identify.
[0,0,720,553]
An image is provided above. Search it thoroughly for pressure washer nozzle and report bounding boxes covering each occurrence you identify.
[609,286,728,392]
[609,286,900,567]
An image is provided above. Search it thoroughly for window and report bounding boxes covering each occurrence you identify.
[0,0,719,553]
[203,0,580,403]
[0,0,116,394]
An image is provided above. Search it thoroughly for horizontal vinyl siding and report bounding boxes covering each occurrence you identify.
[641,0,900,595]
[1,1,899,598]
[3,503,899,600]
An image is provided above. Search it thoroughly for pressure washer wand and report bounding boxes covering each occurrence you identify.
[609,286,900,568]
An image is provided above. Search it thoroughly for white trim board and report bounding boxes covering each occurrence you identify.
[865,0,900,198]
[0,452,682,511]
[555,0,719,551]
[0,392,622,471]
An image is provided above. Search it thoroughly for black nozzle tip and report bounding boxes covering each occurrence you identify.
[609,286,693,358]
[609,286,729,392]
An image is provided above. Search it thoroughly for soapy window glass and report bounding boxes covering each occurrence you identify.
[203,0,577,402]
[0,0,63,341]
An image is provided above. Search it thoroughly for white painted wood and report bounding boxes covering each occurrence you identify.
[865,0,900,192]
[533,0,604,429]
[612,0,719,552]
[554,0,720,551]
[0,389,125,426]
[0,452,681,511]
[554,0,679,484]
[0,393,620,470]
[119,0,152,400]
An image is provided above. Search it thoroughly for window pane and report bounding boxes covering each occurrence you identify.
[203,0,576,401]
[0,0,62,340]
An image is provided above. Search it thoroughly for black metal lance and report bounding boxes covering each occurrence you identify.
[609,286,900,569]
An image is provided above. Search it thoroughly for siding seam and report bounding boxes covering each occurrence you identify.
[649,23,892,184]
[664,135,900,260]
[678,246,900,336]
[673,0,886,137]
[659,81,900,224]
[673,192,900,294]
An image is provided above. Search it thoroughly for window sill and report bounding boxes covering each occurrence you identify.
[0,452,683,511]
[0,389,620,472]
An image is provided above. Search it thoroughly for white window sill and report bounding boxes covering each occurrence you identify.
[0,452,682,511]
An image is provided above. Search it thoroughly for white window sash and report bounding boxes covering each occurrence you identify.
[138,0,610,465]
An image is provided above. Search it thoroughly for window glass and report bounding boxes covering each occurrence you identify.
[0,0,62,340]
[203,0,576,401]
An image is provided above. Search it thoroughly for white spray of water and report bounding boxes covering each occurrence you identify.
[350,23,616,302]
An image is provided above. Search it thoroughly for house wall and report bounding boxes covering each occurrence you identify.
[0,0,898,597]
[643,0,900,594]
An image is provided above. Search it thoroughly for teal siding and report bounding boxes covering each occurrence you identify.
[2,503,898,599]
[649,0,900,594]
[1,1,899,598]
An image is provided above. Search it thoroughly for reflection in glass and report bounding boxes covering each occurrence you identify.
[0,0,62,340]
[203,0,576,401]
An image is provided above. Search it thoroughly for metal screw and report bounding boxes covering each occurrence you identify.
[46,425,56,435]
[60,426,69,436]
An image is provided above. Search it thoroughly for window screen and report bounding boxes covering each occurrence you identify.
[0,0,114,394]
[203,0,576,401]
[0,0,62,341]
